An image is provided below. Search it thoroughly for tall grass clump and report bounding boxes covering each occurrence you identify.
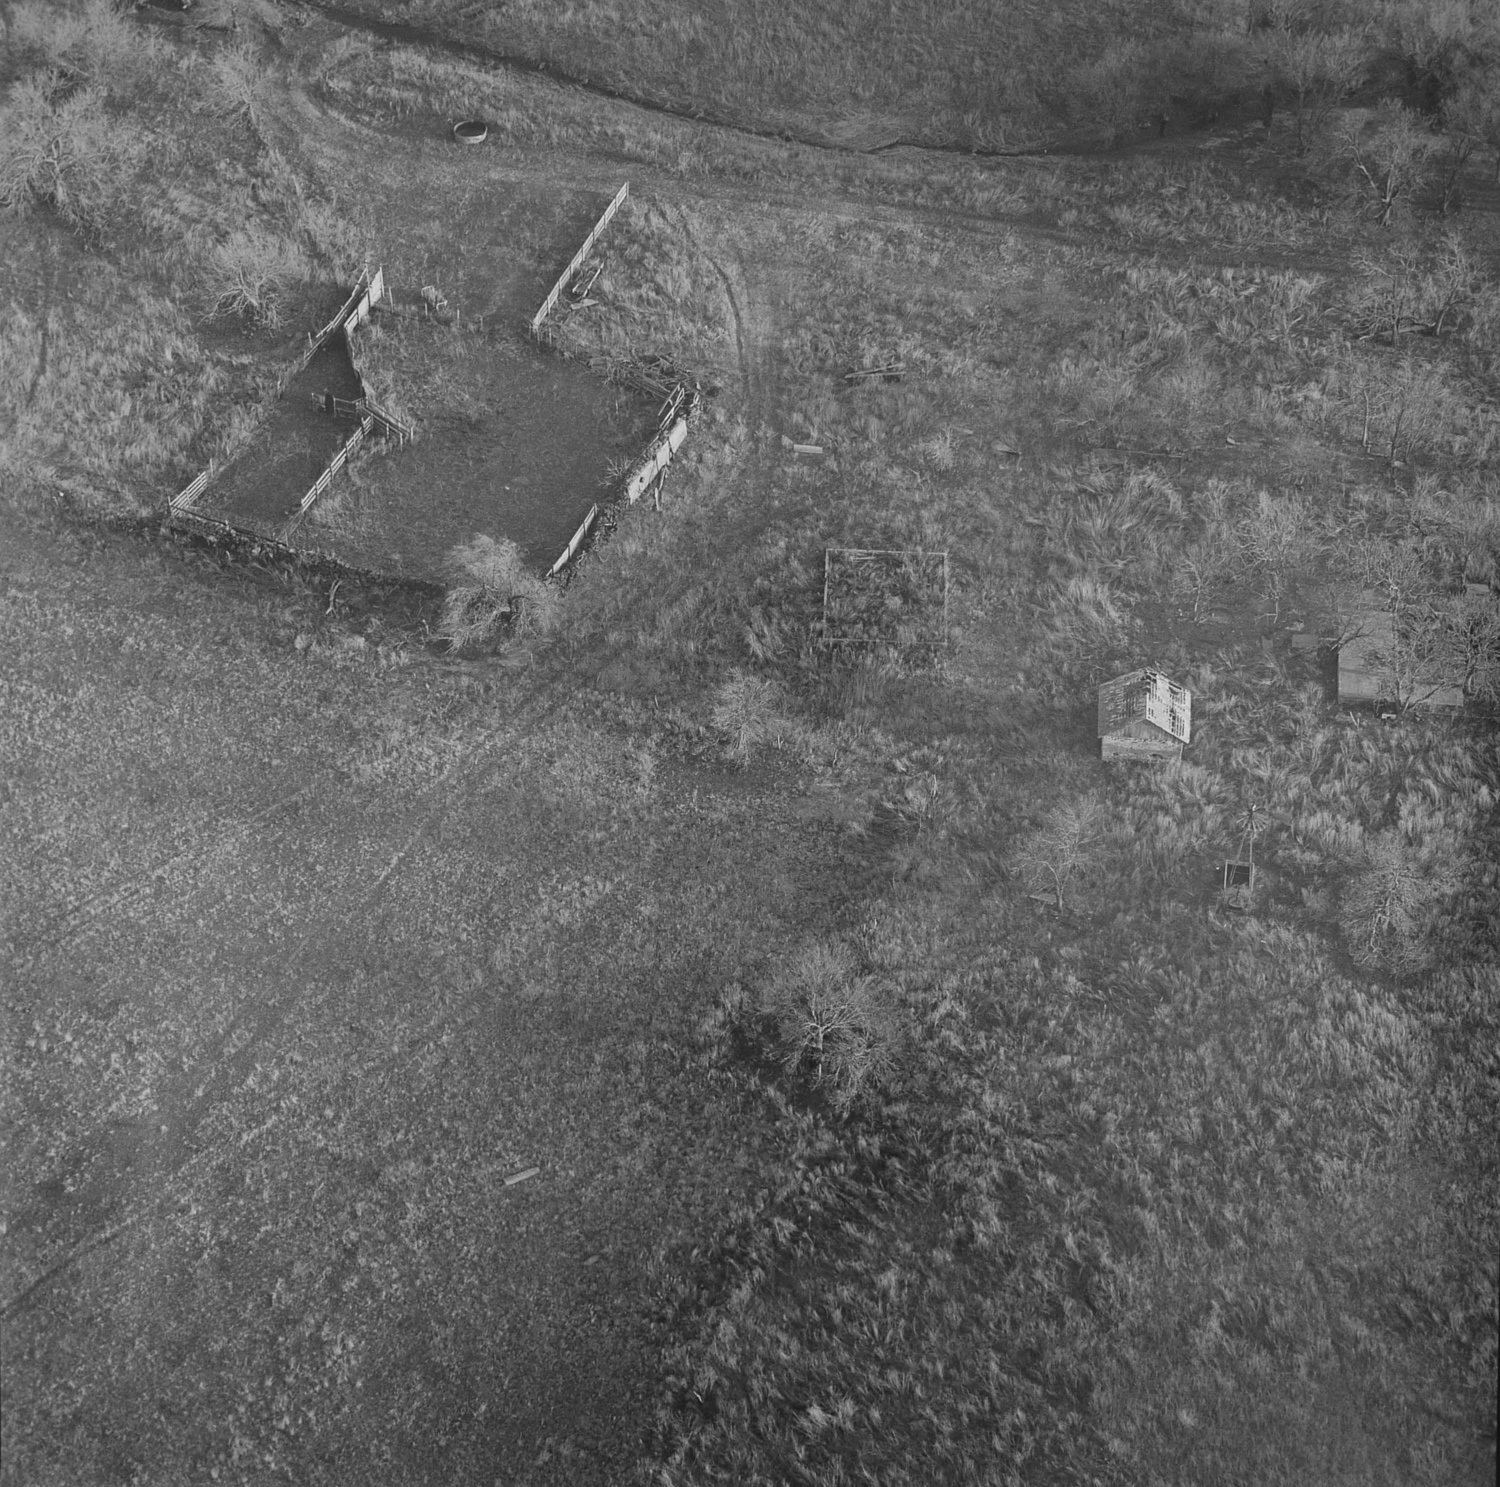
[709,668,795,766]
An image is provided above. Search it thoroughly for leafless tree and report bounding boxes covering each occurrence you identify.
[1262,25,1367,150]
[761,941,902,1111]
[1015,794,1105,909]
[439,535,558,651]
[1341,827,1461,973]
[1340,102,1441,226]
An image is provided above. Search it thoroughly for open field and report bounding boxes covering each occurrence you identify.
[3,2,1498,1485]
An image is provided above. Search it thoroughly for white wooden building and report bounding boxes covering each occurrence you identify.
[1098,669,1191,761]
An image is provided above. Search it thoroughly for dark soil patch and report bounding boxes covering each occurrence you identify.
[198,337,365,533]
[300,336,653,579]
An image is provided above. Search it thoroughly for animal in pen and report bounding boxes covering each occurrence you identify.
[1097,669,1191,762]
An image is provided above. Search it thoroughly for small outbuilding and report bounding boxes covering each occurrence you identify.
[1337,599,1463,710]
[1098,668,1191,762]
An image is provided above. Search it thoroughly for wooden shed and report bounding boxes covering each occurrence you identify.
[1337,600,1463,710]
[1098,669,1191,761]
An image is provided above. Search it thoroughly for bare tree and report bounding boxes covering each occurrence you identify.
[439,535,558,651]
[1263,25,1367,150]
[1349,235,1484,347]
[1440,67,1500,185]
[1349,245,1424,347]
[1237,490,1321,621]
[204,227,308,331]
[1340,102,1441,226]
[761,941,902,1111]
[1352,354,1455,472]
[1015,794,1105,909]
[1435,587,1500,702]
[1341,827,1461,973]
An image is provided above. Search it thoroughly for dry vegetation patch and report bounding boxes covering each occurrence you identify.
[4,2,1499,1484]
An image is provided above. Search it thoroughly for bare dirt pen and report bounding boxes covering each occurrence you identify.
[199,334,366,533]
[3,4,1499,1487]
[300,318,652,579]
[253,79,661,577]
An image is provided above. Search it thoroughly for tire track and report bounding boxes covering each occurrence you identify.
[1,633,644,1319]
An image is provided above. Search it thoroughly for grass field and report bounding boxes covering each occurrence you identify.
[3,2,1498,1484]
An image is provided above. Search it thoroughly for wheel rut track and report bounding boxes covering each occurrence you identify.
[292,0,1064,162]
[2,641,638,1321]
[283,72,1353,283]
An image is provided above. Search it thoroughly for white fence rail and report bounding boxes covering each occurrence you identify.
[283,416,371,536]
[308,266,383,351]
[529,183,629,338]
[169,460,217,514]
[311,390,412,446]
[361,398,412,444]
[624,415,689,506]
[547,503,600,578]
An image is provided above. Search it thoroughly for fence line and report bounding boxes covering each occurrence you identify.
[529,183,629,338]
[169,459,217,514]
[313,389,412,445]
[624,413,690,506]
[547,503,600,578]
[361,398,412,445]
[279,416,372,541]
[308,266,382,351]
[164,269,390,525]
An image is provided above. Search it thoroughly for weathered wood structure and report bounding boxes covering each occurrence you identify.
[1337,599,1463,710]
[1098,669,1191,761]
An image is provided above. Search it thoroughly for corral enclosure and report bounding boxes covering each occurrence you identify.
[196,156,656,580]
[297,323,652,579]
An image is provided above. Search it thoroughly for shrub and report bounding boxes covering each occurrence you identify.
[202,228,309,330]
[7,0,157,102]
[1067,40,1161,145]
[209,39,273,128]
[1340,827,1462,973]
[0,74,141,231]
[760,940,902,1111]
[438,535,557,650]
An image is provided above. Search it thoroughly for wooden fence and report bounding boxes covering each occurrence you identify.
[169,459,217,514]
[547,503,600,578]
[529,183,629,338]
[281,416,372,538]
[308,266,384,350]
[311,391,412,446]
[361,398,412,445]
[624,413,690,506]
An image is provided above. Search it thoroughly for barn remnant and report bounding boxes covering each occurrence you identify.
[1097,668,1191,761]
[1336,596,1463,710]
